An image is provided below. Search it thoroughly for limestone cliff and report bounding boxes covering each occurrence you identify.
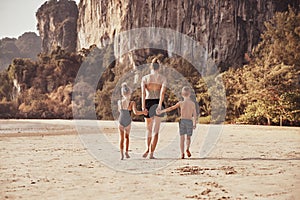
[36,0,78,53]
[15,32,42,59]
[77,0,300,69]
[0,32,41,71]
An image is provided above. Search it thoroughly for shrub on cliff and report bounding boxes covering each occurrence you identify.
[17,85,73,119]
[5,46,82,118]
[0,71,13,101]
[0,99,17,118]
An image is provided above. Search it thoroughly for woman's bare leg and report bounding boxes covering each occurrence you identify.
[143,118,153,158]
[149,116,161,159]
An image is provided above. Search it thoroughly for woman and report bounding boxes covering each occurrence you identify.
[141,57,167,159]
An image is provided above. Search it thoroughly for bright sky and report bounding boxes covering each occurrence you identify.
[0,0,79,39]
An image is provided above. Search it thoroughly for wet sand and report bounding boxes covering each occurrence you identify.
[1,119,299,199]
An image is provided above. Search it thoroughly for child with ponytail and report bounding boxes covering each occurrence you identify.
[118,82,147,160]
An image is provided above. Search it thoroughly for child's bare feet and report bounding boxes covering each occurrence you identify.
[186,149,191,158]
[125,152,130,158]
[181,153,185,159]
[121,153,124,160]
[142,150,149,158]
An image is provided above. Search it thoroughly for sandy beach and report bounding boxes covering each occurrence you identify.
[1,119,299,199]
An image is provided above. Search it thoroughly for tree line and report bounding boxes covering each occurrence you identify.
[0,8,299,126]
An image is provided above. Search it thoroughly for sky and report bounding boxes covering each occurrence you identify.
[0,0,79,39]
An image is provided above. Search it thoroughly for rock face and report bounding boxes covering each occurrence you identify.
[36,0,78,53]
[0,32,41,71]
[15,32,42,59]
[77,0,300,70]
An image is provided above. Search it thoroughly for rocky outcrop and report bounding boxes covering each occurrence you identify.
[15,32,42,59]
[77,0,300,70]
[0,32,41,71]
[36,0,78,53]
[0,38,20,71]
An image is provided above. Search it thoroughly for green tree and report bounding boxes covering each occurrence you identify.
[239,8,300,125]
[255,7,300,69]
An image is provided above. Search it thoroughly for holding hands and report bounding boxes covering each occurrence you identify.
[142,107,149,116]
[156,105,164,115]
[142,109,148,116]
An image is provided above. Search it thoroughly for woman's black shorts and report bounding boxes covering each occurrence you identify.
[144,99,165,118]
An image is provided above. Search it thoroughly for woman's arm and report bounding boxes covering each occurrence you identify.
[117,100,121,112]
[141,77,146,111]
[158,76,167,109]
